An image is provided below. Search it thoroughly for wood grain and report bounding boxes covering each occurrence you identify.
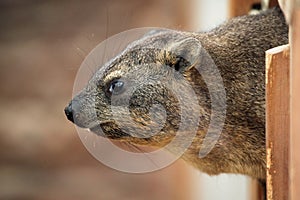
[290,6,300,200]
[266,44,290,200]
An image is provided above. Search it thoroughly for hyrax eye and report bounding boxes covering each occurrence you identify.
[107,80,125,96]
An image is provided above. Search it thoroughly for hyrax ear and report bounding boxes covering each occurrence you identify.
[164,37,202,73]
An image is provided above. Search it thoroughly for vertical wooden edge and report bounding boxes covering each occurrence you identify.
[290,6,300,200]
[266,44,290,200]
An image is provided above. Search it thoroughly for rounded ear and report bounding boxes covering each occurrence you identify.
[165,37,202,73]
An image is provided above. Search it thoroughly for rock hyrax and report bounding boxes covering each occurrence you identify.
[65,7,288,180]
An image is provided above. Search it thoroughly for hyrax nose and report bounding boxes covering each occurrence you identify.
[64,102,74,123]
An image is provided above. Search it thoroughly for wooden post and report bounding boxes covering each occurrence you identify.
[266,45,290,200]
[290,5,300,200]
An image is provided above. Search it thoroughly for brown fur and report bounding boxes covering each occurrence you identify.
[65,7,288,180]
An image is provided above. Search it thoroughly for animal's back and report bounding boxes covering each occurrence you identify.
[187,7,288,179]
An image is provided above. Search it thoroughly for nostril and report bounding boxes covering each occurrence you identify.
[64,103,74,123]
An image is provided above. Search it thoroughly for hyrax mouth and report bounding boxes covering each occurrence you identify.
[89,121,130,139]
[89,124,106,137]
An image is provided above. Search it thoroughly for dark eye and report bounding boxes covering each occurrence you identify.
[107,80,125,97]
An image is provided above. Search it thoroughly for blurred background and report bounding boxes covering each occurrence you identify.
[0,0,254,199]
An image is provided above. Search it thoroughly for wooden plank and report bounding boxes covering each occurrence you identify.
[229,0,261,17]
[290,6,300,200]
[266,44,290,200]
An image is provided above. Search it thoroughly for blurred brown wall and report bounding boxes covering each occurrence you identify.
[0,0,195,200]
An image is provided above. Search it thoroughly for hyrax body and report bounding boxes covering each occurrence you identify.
[65,7,288,180]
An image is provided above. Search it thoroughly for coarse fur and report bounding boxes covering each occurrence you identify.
[65,7,288,180]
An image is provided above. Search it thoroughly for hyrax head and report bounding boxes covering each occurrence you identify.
[65,30,212,148]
